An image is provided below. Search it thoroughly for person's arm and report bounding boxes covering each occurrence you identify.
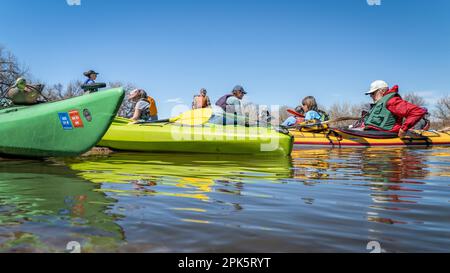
[206,96,211,107]
[130,108,143,122]
[130,101,145,123]
[282,116,297,127]
[387,97,427,136]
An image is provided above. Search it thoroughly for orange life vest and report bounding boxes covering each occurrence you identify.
[193,95,209,109]
[146,96,158,116]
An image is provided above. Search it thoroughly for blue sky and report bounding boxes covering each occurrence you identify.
[1,0,449,117]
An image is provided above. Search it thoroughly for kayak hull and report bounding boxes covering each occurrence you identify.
[291,129,450,148]
[99,118,294,156]
[0,88,124,157]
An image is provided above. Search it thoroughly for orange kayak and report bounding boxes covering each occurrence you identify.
[290,128,450,147]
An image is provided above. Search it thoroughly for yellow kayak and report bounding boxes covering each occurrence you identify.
[291,128,450,147]
[98,117,294,156]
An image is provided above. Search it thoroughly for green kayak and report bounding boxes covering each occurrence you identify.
[0,88,124,158]
[99,117,294,156]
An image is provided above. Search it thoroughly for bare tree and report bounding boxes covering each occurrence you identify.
[326,102,367,127]
[403,93,426,106]
[434,95,450,128]
[0,46,29,97]
[41,80,84,101]
[42,83,64,101]
[108,82,137,118]
[277,105,291,124]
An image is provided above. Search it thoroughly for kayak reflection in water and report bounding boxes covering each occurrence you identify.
[0,159,125,252]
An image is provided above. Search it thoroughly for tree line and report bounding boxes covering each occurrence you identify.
[1,46,449,129]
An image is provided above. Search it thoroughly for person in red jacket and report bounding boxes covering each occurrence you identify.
[364,80,427,138]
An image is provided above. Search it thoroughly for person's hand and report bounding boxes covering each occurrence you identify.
[398,129,407,138]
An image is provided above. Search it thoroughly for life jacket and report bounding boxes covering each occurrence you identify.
[193,95,209,109]
[317,109,330,122]
[295,117,305,125]
[364,92,398,131]
[142,96,158,117]
[84,79,95,85]
[215,94,234,111]
[7,85,42,105]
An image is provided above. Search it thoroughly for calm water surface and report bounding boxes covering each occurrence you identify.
[0,147,449,253]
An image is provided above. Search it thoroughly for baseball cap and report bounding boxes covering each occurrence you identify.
[366,80,388,95]
[233,85,247,94]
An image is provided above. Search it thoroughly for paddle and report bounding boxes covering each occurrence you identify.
[135,108,214,126]
[286,116,361,130]
[321,116,361,125]
[287,108,304,118]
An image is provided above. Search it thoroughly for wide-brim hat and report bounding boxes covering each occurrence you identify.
[84,70,99,77]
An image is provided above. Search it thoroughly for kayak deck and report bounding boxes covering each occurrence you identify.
[99,118,294,156]
[291,128,450,148]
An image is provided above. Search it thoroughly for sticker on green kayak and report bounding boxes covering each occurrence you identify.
[83,109,92,122]
[69,110,84,128]
[58,112,73,130]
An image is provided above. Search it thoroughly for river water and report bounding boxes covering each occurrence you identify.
[0,147,449,253]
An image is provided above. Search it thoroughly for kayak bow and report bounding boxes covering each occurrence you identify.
[0,88,125,157]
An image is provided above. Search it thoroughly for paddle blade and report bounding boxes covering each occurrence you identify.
[287,109,304,118]
[173,108,214,126]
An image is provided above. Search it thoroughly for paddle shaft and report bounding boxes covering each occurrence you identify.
[289,116,361,129]
[321,116,361,125]
[139,118,171,124]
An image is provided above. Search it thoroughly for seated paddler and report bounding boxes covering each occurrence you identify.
[7,77,44,105]
[128,88,159,123]
[360,80,427,137]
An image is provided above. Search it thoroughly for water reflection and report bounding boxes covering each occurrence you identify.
[67,153,293,202]
[291,147,436,225]
[0,159,124,252]
[0,147,448,252]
